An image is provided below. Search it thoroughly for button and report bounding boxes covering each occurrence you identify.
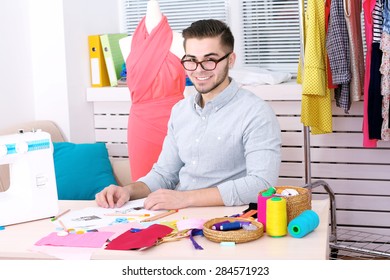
[195,139,199,142]
[202,116,206,120]
[192,161,196,165]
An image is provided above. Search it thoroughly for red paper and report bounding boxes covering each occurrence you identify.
[105,224,173,250]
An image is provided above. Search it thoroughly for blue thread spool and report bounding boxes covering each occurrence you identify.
[287,210,319,238]
[212,220,230,230]
[220,221,242,231]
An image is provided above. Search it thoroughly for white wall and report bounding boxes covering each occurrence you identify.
[0,0,121,142]
[0,0,35,128]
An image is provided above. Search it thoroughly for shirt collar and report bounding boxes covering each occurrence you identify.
[193,78,239,112]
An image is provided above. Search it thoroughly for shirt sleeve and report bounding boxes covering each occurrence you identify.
[217,101,281,206]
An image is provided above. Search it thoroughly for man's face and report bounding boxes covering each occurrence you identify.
[183,37,235,98]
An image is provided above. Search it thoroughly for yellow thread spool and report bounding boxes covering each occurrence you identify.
[266,197,287,237]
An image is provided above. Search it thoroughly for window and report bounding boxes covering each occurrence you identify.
[121,0,302,76]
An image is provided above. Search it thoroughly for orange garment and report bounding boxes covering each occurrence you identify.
[126,16,185,181]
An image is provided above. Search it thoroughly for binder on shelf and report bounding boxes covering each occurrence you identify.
[100,33,128,87]
[88,35,110,87]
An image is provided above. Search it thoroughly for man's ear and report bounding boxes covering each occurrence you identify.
[228,52,236,68]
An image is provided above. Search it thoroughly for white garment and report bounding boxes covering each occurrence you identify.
[230,67,292,85]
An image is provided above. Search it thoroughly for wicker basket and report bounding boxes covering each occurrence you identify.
[261,186,311,223]
[203,217,263,243]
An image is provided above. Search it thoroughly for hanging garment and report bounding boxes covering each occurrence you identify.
[327,0,352,113]
[362,0,379,147]
[384,0,390,34]
[368,0,384,140]
[368,43,384,139]
[380,0,390,140]
[326,0,339,90]
[344,0,365,102]
[297,0,332,134]
[126,16,185,181]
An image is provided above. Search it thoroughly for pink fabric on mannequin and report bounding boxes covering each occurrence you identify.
[362,0,378,147]
[126,16,185,181]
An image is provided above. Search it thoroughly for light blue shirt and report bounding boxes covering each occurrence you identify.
[138,79,281,206]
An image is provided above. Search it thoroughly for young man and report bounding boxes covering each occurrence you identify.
[95,19,281,210]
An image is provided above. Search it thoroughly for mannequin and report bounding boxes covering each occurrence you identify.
[119,0,184,61]
[123,0,186,181]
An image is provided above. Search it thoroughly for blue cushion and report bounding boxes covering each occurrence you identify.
[53,142,117,200]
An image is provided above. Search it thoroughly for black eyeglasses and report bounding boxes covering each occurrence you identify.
[181,52,232,71]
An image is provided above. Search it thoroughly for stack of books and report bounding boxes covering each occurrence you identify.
[88,33,128,87]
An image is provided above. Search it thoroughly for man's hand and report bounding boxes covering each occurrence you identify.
[95,184,131,208]
[144,189,189,210]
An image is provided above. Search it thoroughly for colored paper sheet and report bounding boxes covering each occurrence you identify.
[35,231,114,248]
[176,218,207,231]
[105,224,173,250]
[30,245,96,260]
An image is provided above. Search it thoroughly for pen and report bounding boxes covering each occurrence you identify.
[51,209,71,221]
[239,209,257,218]
[141,209,178,222]
[58,220,68,231]
[104,213,151,217]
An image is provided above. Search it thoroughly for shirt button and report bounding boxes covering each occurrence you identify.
[192,179,196,182]
[202,116,206,120]
[217,136,221,140]
[195,139,199,142]
[192,160,196,165]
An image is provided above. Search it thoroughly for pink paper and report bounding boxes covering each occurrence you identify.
[176,218,207,231]
[35,231,114,248]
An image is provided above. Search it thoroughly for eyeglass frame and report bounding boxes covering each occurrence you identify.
[180,52,232,71]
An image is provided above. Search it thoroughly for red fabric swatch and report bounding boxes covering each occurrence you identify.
[105,224,173,250]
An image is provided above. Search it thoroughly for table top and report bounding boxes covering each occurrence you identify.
[0,199,330,260]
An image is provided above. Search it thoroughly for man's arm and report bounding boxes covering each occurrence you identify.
[143,186,224,210]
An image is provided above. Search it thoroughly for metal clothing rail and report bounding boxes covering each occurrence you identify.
[298,0,312,187]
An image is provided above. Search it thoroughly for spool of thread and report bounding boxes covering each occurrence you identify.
[288,210,319,238]
[220,221,242,231]
[266,197,287,237]
[280,188,299,197]
[257,191,274,232]
[211,220,230,230]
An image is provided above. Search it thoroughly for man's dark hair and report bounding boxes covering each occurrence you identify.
[182,19,234,52]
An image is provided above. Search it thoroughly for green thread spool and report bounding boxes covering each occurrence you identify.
[266,197,287,237]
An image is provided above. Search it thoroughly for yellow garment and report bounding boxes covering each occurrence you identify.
[297,0,332,134]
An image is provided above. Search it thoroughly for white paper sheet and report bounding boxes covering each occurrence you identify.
[55,198,161,231]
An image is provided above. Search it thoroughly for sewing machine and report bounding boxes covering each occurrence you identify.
[0,130,58,226]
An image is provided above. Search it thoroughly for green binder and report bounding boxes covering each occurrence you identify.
[100,33,128,87]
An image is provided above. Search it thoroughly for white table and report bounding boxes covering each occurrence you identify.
[0,199,330,260]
